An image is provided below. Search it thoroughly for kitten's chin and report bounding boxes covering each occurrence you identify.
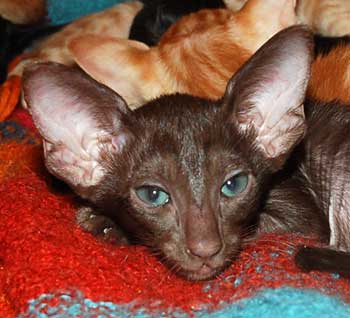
[180,264,225,281]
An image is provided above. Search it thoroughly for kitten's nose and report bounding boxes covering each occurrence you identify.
[185,205,222,259]
[186,239,222,259]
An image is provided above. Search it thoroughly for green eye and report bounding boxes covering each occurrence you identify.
[135,186,170,207]
[221,174,249,197]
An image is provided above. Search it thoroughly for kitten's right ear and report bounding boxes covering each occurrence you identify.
[68,35,161,109]
[222,26,313,170]
[22,62,132,201]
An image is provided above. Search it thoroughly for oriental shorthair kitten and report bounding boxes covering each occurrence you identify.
[22,26,350,280]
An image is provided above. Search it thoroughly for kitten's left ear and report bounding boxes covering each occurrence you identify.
[22,62,133,201]
[223,26,313,169]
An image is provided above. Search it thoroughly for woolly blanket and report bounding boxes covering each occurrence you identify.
[1,1,350,318]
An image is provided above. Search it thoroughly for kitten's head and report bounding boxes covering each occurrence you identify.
[22,26,313,280]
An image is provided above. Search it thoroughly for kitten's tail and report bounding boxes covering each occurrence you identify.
[295,246,350,278]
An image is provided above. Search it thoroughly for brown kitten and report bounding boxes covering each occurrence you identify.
[69,0,297,108]
[23,26,330,281]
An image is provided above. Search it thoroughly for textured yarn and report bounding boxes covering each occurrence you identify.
[18,287,350,318]
[47,0,125,25]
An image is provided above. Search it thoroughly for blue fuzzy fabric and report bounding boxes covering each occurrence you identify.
[47,0,126,25]
[19,287,350,318]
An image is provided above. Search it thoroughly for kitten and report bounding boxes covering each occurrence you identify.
[8,1,143,77]
[23,26,335,281]
[70,0,350,109]
[8,0,229,78]
[129,0,225,46]
[69,0,297,109]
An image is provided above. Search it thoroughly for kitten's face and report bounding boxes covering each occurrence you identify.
[96,96,268,280]
[23,26,312,280]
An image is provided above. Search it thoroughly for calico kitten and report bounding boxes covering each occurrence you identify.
[23,26,336,281]
[69,0,297,108]
[129,0,225,46]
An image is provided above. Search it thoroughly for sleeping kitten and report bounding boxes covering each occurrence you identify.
[69,0,297,108]
[70,0,350,109]
[23,26,337,281]
[8,0,228,78]
[129,0,225,46]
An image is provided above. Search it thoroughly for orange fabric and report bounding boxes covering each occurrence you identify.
[0,54,26,122]
[7,54,27,73]
[0,76,22,122]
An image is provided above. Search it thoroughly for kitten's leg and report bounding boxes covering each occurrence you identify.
[295,190,350,276]
[76,206,130,245]
[295,136,350,276]
[261,186,350,277]
[258,176,329,239]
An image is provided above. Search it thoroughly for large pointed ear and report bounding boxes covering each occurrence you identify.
[22,62,132,200]
[68,35,161,109]
[222,26,313,170]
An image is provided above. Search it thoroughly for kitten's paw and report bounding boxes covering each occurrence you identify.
[76,206,129,245]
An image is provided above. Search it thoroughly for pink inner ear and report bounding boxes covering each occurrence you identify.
[112,133,128,153]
